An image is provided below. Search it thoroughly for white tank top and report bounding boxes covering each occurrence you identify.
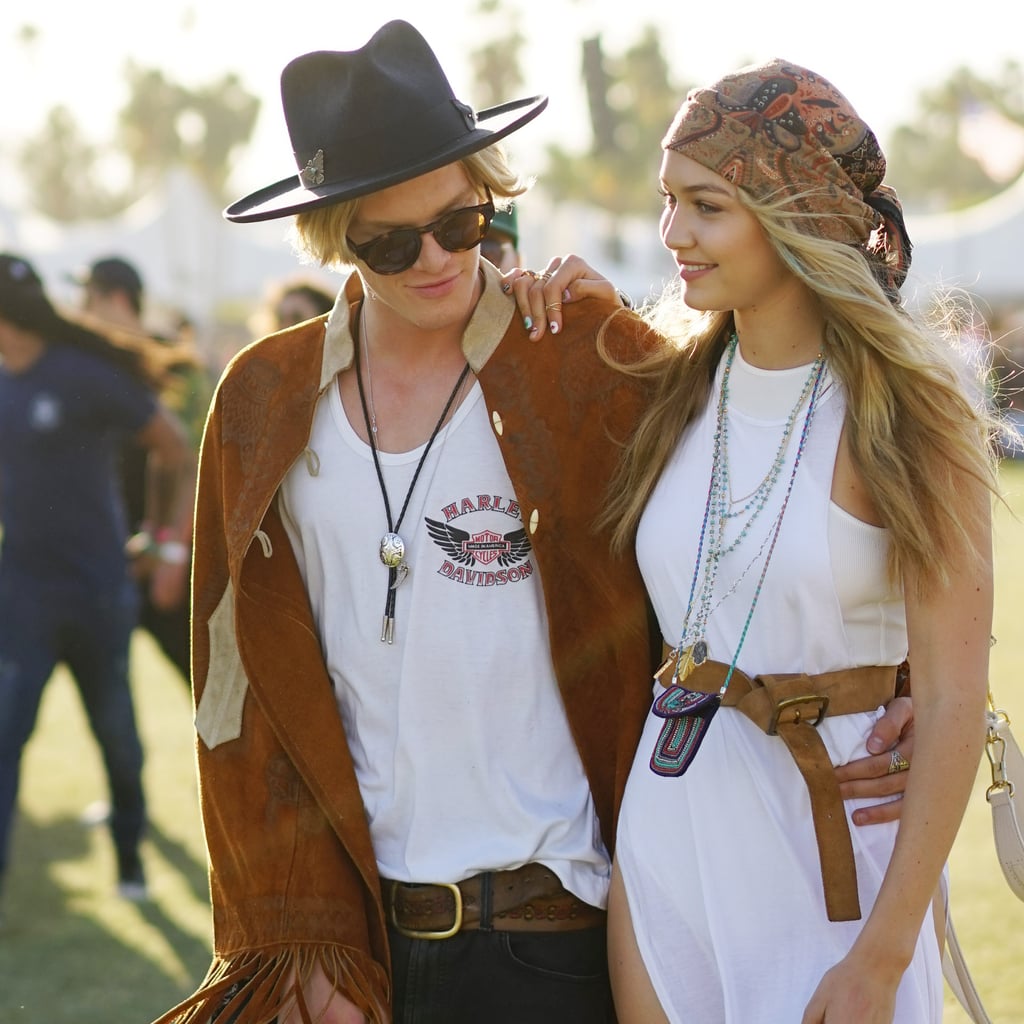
[622,345,933,1024]
[638,343,907,675]
[279,379,609,907]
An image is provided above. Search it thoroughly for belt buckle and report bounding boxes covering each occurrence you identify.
[389,881,464,940]
[767,694,830,735]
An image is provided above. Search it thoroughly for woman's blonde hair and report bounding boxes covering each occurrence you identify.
[291,145,528,269]
[601,187,999,595]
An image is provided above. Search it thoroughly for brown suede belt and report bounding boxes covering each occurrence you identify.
[657,645,899,923]
[382,863,606,939]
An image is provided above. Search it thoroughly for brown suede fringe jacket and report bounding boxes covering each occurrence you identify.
[153,264,662,1023]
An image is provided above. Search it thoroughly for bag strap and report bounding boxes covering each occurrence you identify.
[943,911,994,1024]
[938,687,1021,1022]
[986,699,1024,900]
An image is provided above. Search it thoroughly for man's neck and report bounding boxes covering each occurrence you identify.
[341,289,480,454]
[366,315,465,368]
[359,275,481,377]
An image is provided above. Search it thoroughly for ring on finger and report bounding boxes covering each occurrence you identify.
[545,302,563,310]
[886,749,910,775]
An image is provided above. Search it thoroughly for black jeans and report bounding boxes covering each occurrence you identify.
[388,923,615,1024]
[0,575,145,879]
[212,925,614,1023]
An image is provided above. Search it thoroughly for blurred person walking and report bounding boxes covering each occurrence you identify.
[71,255,211,685]
[0,253,189,909]
[259,274,338,333]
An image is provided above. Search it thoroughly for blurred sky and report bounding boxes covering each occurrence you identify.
[1,0,1020,202]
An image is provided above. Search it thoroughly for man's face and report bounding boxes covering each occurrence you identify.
[347,162,486,333]
[82,284,136,328]
[83,285,116,319]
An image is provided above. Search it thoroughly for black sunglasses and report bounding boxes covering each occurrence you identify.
[347,192,495,275]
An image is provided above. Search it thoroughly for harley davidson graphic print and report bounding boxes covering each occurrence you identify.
[277,377,607,901]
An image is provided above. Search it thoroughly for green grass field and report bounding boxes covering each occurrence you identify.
[2,465,1024,1023]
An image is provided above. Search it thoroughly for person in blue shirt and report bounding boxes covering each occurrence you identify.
[0,253,189,913]
[69,255,212,688]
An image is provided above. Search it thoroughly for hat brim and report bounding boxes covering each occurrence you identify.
[225,95,547,223]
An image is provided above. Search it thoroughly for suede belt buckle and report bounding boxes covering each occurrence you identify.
[766,692,830,734]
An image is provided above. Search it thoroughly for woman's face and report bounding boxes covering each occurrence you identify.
[658,150,802,316]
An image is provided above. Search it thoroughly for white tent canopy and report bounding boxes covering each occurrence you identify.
[0,169,340,327]
[904,172,1024,308]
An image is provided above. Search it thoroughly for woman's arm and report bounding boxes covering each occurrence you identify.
[803,476,993,1023]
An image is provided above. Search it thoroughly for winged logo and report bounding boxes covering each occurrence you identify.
[425,518,532,567]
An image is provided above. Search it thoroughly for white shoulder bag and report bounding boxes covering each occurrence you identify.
[942,692,1023,1024]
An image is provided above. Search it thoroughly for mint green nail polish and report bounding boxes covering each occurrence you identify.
[524,316,533,331]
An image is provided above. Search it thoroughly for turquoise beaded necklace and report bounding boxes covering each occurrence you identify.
[684,335,825,659]
[650,333,827,777]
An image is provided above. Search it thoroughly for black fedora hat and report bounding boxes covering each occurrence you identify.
[225,20,548,223]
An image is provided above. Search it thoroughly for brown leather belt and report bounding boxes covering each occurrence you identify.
[657,645,900,923]
[382,863,606,940]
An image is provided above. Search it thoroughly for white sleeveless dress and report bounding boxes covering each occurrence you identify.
[619,345,943,1022]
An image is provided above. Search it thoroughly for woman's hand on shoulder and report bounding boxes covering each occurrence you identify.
[500,254,629,341]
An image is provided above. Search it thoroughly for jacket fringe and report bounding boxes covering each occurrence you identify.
[151,944,389,1024]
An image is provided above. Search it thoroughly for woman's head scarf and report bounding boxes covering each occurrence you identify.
[663,59,912,299]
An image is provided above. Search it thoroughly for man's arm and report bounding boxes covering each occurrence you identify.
[136,404,190,539]
[128,405,193,610]
[837,695,914,825]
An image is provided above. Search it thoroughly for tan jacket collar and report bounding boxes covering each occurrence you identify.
[320,259,516,391]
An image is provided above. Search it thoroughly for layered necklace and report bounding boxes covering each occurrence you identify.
[354,308,471,643]
[650,332,827,777]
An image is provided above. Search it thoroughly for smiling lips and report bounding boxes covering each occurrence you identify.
[413,272,460,296]
[678,262,715,280]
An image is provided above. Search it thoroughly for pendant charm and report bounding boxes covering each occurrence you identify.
[390,564,410,589]
[380,532,405,568]
[671,640,708,686]
[649,685,721,777]
[674,646,696,684]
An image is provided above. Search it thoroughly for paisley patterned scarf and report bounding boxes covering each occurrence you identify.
[663,59,912,301]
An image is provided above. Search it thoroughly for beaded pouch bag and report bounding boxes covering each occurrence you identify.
[650,645,721,776]
[650,684,722,776]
